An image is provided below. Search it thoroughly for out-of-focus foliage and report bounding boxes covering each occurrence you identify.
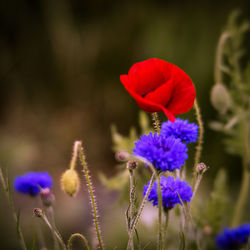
[99,111,153,203]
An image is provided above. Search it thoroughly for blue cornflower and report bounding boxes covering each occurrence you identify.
[133,132,188,172]
[161,118,198,143]
[216,224,250,250]
[143,176,193,209]
[14,172,52,196]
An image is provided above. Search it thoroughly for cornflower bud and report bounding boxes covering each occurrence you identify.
[196,162,208,174]
[61,169,80,197]
[33,208,43,218]
[115,151,130,162]
[126,160,138,171]
[40,188,55,207]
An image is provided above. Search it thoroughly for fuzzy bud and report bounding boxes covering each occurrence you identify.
[196,162,208,174]
[61,169,80,197]
[115,151,130,162]
[126,160,138,171]
[33,208,43,217]
[40,188,55,207]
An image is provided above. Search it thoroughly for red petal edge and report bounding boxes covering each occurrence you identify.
[120,74,176,122]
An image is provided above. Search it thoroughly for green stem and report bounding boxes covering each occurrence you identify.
[163,210,169,247]
[157,174,163,250]
[152,112,161,135]
[67,233,90,250]
[126,172,156,250]
[46,206,59,250]
[214,32,231,83]
[0,168,27,250]
[192,100,204,187]
[78,145,104,250]
[231,169,250,227]
[128,168,135,250]
[38,210,66,250]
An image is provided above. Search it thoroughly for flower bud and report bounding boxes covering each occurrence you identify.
[33,208,43,217]
[115,151,130,162]
[40,188,55,207]
[196,162,208,174]
[126,160,138,171]
[61,169,80,197]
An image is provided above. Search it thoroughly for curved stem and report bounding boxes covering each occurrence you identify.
[67,233,90,250]
[192,100,204,187]
[157,174,163,250]
[78,145,104,250]
[126,172,156,250]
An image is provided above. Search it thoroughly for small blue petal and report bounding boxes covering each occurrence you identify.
[161,118,198,144]
[14,172,52,196]
[143,176,193,209]
[216,224,250,250]
[133,132,188,172]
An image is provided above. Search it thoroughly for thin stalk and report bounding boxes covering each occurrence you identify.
[70,141,81,170]
[192,100,204,187]
[67,233,90,250]
[163,210,169,247]
[231,169,250,227]
[128,168,135,250]
[126,172,156,250]
[231,119,250,227]
[152,112,161,135]
[78,144,104,250]
[37,210,66,250]
[157,174,163,250]
[46,206,59,249]
[0,168,27,250]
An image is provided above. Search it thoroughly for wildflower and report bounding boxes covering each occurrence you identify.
[216,224,250,250]
[133,132,188,172]
[144,176,193,210]
[61,169,80,197]
[14,172,52,196]
[120,58,195,122]
[161,118,198,143]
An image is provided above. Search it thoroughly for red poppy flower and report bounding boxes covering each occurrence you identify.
[120,58,195,122]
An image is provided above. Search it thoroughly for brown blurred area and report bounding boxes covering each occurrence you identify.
[0,0,250,249]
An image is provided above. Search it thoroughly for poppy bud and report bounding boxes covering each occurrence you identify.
[61,169,80,197]
[210,83,232,114]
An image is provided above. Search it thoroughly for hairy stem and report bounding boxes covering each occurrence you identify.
[78,144,104,250]
[152,112,161,135]
[128,168,135,250]
[157,174,163,250]
[0,168,27,250]
[126,172,156,250]
[67,233,90,250]
[192,100,204,187]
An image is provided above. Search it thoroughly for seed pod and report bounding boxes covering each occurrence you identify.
[61,169,80,197]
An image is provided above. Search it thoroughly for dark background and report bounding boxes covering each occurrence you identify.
[0,0,250,249]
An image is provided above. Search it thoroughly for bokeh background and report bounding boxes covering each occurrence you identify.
[0,0,250,249]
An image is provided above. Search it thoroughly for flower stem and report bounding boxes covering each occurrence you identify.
[78,144,104,250]
[163,210,169,247]
[152,112,161,135]
[128,167,135,250]
[0,168,27,250]
[67,233,90,250]
[35,209,66,250]
[46,206,59,249]
[126,172,156,250]
[192,100,204,187]
[157,174,163,250]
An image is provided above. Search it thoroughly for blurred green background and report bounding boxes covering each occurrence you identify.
[0,0,250,249]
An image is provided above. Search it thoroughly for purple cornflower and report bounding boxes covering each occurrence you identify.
[143,176,193,210]
[216,224,250,250]
[133,132,188,172]
[161,118,198,144]
[14,172,52,196]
